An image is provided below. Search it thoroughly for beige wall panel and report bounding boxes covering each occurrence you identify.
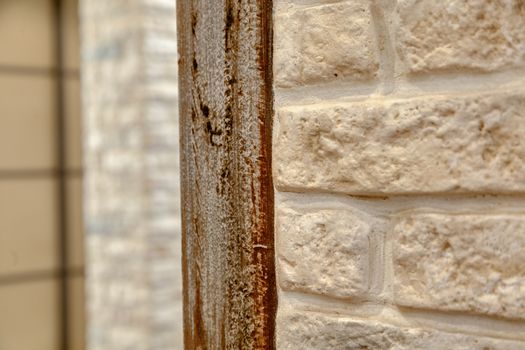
[0,178,58,275]
[0,74,56,170]
[0,0,55,68]
[0,279,60,350]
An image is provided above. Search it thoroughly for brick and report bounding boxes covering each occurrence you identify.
[275,90,525,195]
[395,0,525,74]
[393,212,525,319]
[277,305,525,349]
[274,2,379,88]
[276,207,371,299]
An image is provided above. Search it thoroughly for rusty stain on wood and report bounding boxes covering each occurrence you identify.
[177,0,276,348]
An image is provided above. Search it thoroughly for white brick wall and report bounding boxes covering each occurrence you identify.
[274,0,525,347]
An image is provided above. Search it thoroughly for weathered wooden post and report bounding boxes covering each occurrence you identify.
[177,1,276,348]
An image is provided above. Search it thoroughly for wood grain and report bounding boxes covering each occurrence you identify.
[177,0,276,348]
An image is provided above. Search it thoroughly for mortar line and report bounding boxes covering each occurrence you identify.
[279,290,525,341]
[275,67,525,107]
[370,0,396,95]
[274,79,381,107]
[274,0,346,10]
[276,191,525,216]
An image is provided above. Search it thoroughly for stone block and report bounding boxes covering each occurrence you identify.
[275,90,525,195]
[276,206,371,299]
[395,0,525,74]
[393,212,525,320]
[274,1,379,88]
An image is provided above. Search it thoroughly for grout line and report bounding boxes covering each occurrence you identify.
[370,0,396,95]
[0,168,84,180]
[53,0,70,349]
[275,67,525,107]
[0,169,58,180]
[394,66,525,96]
[368,223,387,299]
[276,191,525,216]
[274,79,381,107]
[0,64,80,78]
[280,290,525,341]
[0,267,85,286]
[382,225,394,303]
[274,0,346,10]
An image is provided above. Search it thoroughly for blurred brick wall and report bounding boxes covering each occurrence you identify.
[81,0,182,349]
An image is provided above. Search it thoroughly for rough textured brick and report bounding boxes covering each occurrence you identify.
[273,0,525,345]
[275,90,525,195]
[393,212,525,320]
[274,2,379,88]
[395,0,525,74]
[278,305,525,350]
[276,206,371,299]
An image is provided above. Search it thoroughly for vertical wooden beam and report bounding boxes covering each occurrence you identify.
[178,0,276,348]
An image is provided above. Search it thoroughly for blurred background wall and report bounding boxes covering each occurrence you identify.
[0,0,85,349]
[81,0,182,349]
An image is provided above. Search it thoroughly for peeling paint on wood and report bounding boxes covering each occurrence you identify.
[177,0,276,348]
